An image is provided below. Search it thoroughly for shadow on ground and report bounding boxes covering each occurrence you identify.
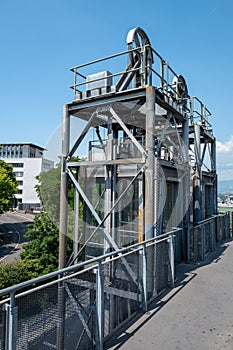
[106,239,233,349]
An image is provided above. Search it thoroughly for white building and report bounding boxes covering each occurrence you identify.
[0,143,54,209]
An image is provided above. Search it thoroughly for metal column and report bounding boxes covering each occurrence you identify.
[145,86,156,239]
[145,86,156,295]
[193,123,202,223]
[182,113,190,261]
[59,104,70,269]
[57,104,70,350]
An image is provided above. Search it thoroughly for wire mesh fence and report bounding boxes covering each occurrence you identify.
[0,230,178,350]
[190,212,230,262]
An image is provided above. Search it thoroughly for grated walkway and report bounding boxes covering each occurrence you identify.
[107,240,233,350]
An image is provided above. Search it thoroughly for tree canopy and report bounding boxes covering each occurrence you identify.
[0,160,17,213]
[20,158,81,278]
[20,211,61,277]
[35,163,61,223]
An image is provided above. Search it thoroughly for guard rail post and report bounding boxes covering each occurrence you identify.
[6,291,17,350]
[168,234,175,288]
[142,242,148,312]
[96,260,104,350]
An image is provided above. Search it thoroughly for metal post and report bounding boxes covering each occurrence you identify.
[104,117,112,255]
[145,86,156,239]
[168,235,175,288]
[57,104,70,350]
[73,187,79,264]
[201,225,205,260]
[59,104,70,269]
[145,86,155,295]
[142,243,148,312]
[96,261,104,350]
[6,292,17,350]
[182,110,190,262]
[194,123,202,223]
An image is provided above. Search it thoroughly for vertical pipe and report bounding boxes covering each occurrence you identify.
[142,243,148,312]
[194,123,202,223]
[201,225,205,260]
[7,292,17,350]
[145,86,155,240]
[104,117,112,255]
[96,261,104,350]
[211,139,218,215]
[59,104,70,269]
[73,187,79,264]
[145,86,155,295]
[57,104,70,350]
[138,176,144,243]
[168,235,175,288]
[181,107,190,261]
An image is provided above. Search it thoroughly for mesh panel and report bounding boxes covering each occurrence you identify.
[14,272,96,350]
[0,308,6,350]
[0,233,181,349]
[64,271,96,350]
[103,252,140,334]
[16,284,58,349]
[155,240,169,294]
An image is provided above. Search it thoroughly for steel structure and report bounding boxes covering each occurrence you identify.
[59,27,217,267]
[0,28,222,350]
[57,27,217,349]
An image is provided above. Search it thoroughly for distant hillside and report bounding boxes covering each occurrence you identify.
[218,180,233,194]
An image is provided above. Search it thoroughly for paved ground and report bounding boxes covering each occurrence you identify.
[0,211,34,263]
[107,240,233,350]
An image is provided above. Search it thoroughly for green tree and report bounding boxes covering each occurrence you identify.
[21,157,81,278]
[35,156,81,223]
[20,211,65,278]
[0,160,17,213]
[35,163,61,222]
[0,262,29,290]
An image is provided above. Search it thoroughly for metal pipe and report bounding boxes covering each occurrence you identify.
[73,186,79,264]
[145,86,156,295]
[0,228,182,302]
[168,235,175,288]
[96,261,104,350]
[57,104,70,350]
[145,86,156,239]
[70,46,145,71]
[58,104,70,269]
[142,243,148,311]
[7,291,17,350]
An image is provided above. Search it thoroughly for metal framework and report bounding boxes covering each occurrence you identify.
[0,28,222,350]
[57,27,217,349]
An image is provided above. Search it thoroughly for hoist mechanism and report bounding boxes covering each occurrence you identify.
[116,27,154,91]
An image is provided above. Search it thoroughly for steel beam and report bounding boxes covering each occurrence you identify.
[145,86,156,295]
[57,104,70,350]
[59,104,70,270]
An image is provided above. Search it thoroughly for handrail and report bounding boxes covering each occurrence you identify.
[0,228,181,298]
[70,41,212,129]
[192,215,218,228]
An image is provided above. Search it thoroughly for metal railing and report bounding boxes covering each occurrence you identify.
[0,229,180,350]
[190,212,231,262]
[70,43,212,130]
[189,96,212,130]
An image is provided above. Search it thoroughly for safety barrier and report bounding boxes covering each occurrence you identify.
[0,229,180,350]
[190,212,231,262]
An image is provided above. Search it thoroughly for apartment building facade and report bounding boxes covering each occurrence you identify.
[0,143,54,209]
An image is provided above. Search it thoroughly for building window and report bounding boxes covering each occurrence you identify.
[10,163,24,168]
[15,171,23,177]
[17,181,23,186]
[18,189,23,194]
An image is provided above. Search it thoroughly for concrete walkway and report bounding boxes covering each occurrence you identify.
[107,240,233,350]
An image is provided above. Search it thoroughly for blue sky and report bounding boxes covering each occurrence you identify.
[0,0,233,180]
